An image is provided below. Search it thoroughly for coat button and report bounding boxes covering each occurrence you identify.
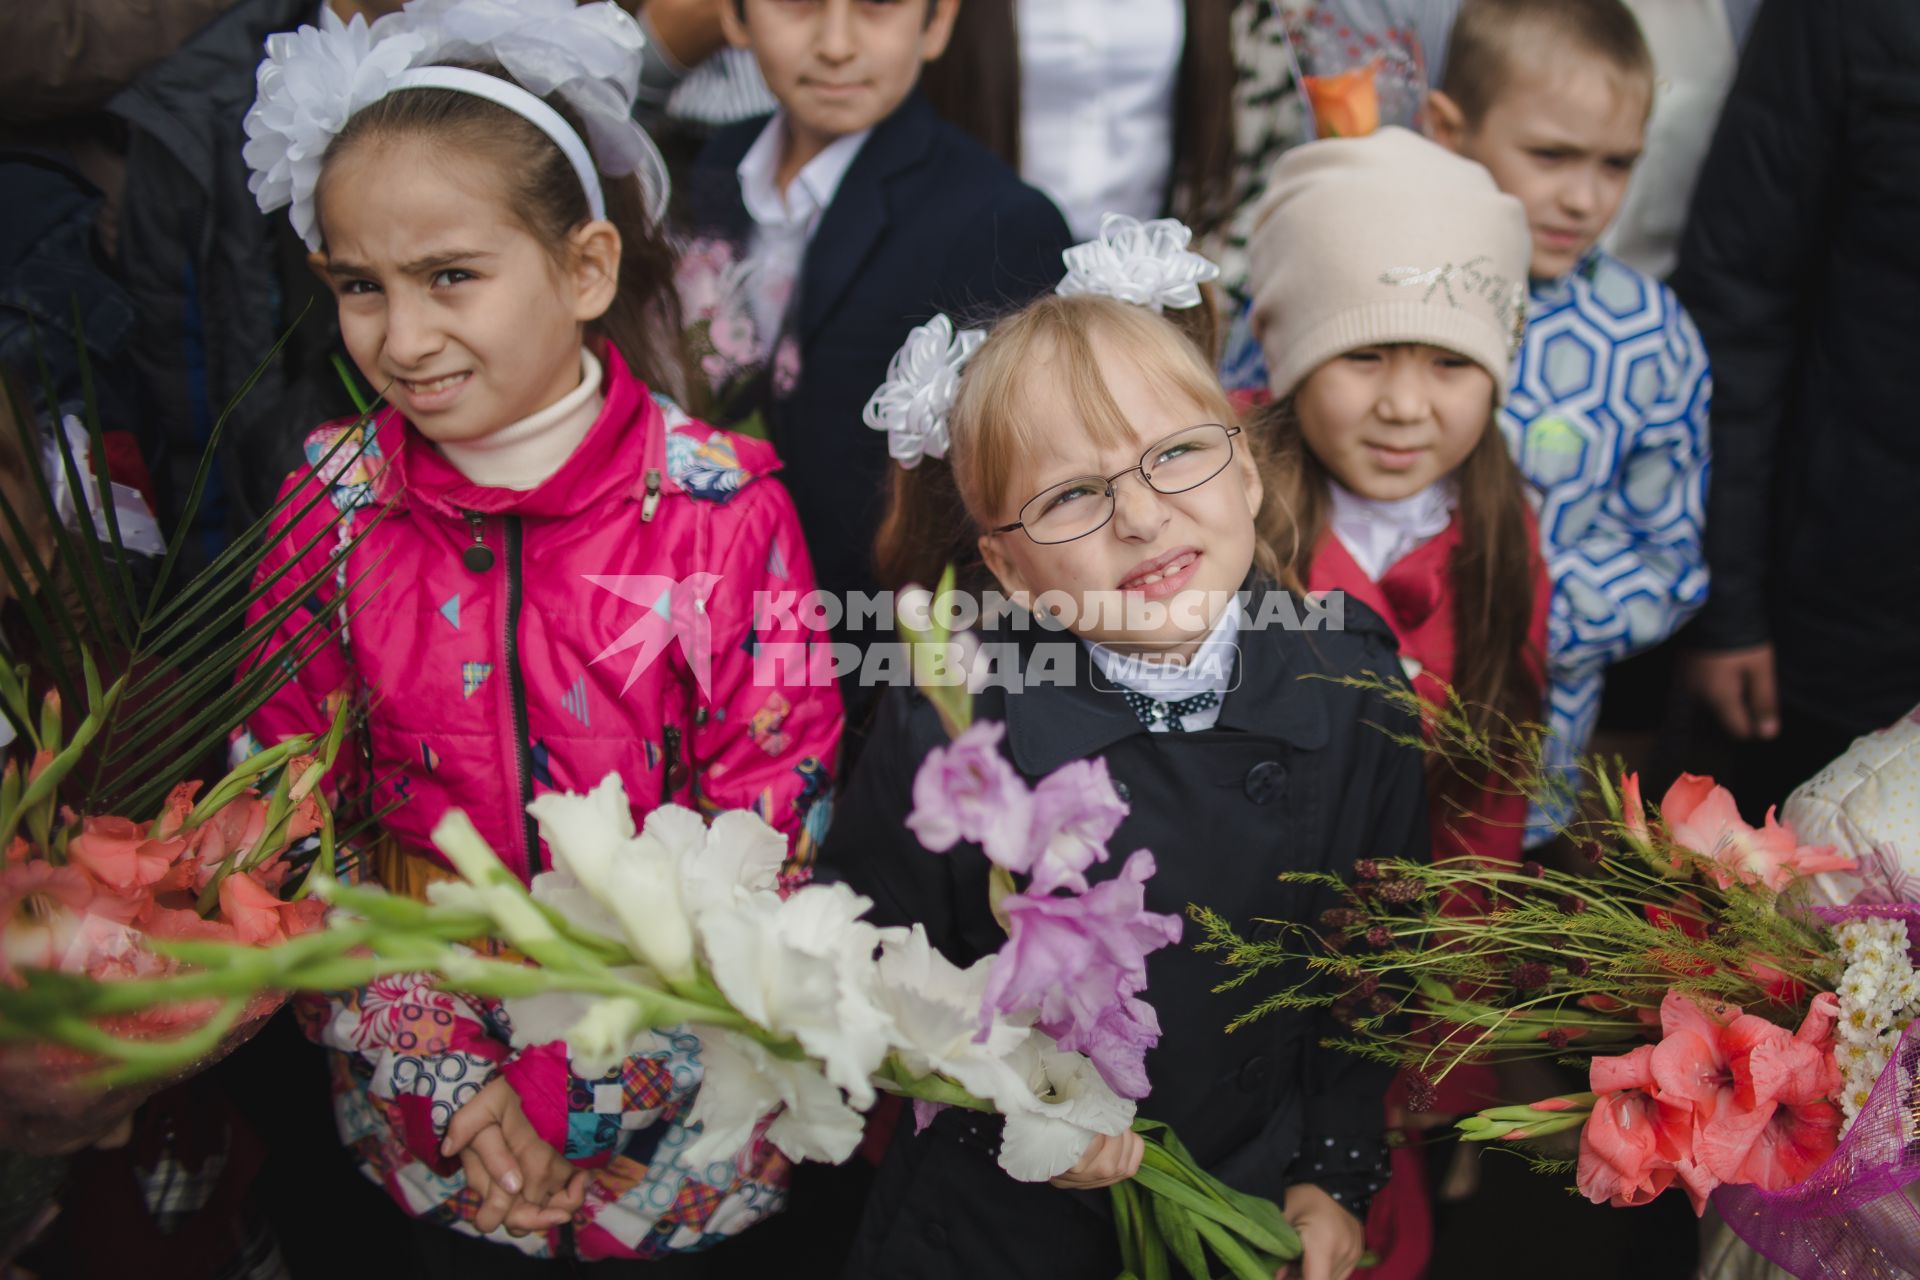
[1112,779,1131,804]
[1243,760,1287,804]
[1237,1055,1273,1091]
[924,1221,949,1249]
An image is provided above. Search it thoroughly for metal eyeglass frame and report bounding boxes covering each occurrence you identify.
[987,424,1244,546]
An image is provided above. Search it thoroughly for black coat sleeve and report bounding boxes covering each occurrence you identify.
[1669,0,1846,650]
[938,182,1076,327]
[1282,681,1429,1216]
[818,689,964,950]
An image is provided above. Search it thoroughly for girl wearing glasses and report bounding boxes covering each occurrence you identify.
[822,233,1428,1280]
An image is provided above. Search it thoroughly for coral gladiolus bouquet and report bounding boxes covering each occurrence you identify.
[1196,690,1920,1276]
[0,663,352,1151]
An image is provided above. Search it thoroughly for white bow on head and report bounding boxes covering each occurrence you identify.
[242,0,671,252]
[1054,213,1220,312]
[861,315,987,470]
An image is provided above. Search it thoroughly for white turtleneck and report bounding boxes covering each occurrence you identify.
[1326,478,1458,582]
[436,348,604,490]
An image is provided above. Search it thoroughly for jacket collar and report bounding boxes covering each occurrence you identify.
[374,342,667,520]
[1000,578,1331,776]
[796,90,940,339]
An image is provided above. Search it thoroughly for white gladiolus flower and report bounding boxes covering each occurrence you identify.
[874,926,1040,1117]
[698,883,902,1107]
[528,776,697,982]
[680,1029,865,1168]
[996,1032,1137,1183]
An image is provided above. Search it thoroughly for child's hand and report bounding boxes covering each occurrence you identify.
[1276,1183,1364,1280]
[1047,1129,1144,1190]
[443,1077,589,1236]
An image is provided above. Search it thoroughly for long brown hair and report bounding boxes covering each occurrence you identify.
[919,0,1239,237]
[320,64,689,399]
[1259,394,1541,776]
[874,294,1296,595]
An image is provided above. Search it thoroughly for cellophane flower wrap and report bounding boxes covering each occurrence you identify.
[1196,682,1920,1277]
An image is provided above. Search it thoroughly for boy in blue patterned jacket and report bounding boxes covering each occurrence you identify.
[1429,0,1710,843]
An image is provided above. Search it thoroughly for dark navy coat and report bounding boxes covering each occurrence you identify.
[821,587,1428,1279]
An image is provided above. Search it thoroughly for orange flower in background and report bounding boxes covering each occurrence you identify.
[1304,59,1382,138]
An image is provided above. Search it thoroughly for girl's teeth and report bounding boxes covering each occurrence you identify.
[1137,571,1164,586]
[410,374,464,393]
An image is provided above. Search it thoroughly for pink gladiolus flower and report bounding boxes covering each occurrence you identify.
[215,871,320,944]
[1,863,95,981]
[1659,774,1855,892]
[66,815,187,894]
[189,795,271,885]
[150,781,203,841]
[1621,772,1649,845]
[905,721,1033,869]
[979,850,1182,1099]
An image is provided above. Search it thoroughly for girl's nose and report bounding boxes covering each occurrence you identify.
[1109,472,1169,541]
[1376,361,1429,424]
[383,294,444,367]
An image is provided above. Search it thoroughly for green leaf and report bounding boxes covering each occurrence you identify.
[1187,1215,1274,1280]
[1112,1183,1143,1277]
[1146,1189,1212,1278]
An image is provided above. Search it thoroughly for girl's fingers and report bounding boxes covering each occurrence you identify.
[463,1124,525,1197]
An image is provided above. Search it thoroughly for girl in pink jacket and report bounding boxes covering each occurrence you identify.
[235,2,840,1266]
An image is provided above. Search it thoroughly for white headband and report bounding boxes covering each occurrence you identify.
[243,2,670,252]
[388,66,607,222]
[863,216,1221,469]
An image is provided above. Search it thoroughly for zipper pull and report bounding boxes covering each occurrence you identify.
[462,511,495,572]
[641,469,662,523]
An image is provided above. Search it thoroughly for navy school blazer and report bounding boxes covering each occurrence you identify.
[684,91,1074,608]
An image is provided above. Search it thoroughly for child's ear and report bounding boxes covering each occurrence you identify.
[717,0,751,51]
[920,0,962,62]
[567,220,622,324]
[1237,438,1265,519]
[1427,89,1468,151]
[976,532,1029,611]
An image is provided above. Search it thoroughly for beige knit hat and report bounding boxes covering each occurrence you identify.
[1247,127,1531,400]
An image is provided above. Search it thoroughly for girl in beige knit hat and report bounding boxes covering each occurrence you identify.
[1245,125,1551,1278]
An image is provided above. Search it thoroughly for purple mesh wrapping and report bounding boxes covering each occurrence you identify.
[1712,904,1920,1278]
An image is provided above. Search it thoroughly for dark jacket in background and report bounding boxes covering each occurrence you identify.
[109,0,354,569]
[821,588,1424,1280]
[1672,0,1920,731]
[685,91,1073,610]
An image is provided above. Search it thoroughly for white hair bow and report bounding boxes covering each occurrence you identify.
[862,315,986,469]
[1055,213,1220,312]
[243,0,670,252]
[242,10,428,251]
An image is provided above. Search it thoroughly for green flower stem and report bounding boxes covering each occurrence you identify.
[2,675,125,848]
[182,735,311,830]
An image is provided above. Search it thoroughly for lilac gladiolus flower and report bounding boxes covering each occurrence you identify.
[980,850,1183,1099]
[1023,758,1129,894]
[905,721,1032,867]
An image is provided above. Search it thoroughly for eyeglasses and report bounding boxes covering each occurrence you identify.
[990,424,1244,546]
